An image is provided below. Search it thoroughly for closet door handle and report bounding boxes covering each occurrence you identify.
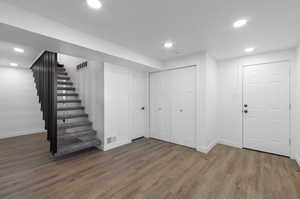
[179,109,183,112]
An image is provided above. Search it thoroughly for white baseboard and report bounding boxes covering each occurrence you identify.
[103,139,132,151]
[296,154,300,167]
[0,128,45,139]
[218,139,242,149]
[197,139,218,154]
[97,143,104,151]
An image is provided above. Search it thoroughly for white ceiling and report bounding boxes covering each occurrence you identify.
[0,23,158,71]
[2,0,300,61]
[0,40,42,68]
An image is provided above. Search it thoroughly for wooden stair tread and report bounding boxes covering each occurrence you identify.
[57,121,92,130]
[57,113,88,120]
[57,87,75,91]
[57,76,70,80]
[57,68,66,71]
[55,139,100,157]
[57,93,78,96]
[57,99,81,103]
[57,72,68,75]
[57,81,73,85]
[58,129,96,140]
[57,106,84,111]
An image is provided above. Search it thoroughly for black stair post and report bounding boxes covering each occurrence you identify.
[31,51,58,154]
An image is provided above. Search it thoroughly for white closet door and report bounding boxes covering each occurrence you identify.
[243,61,290,156]
[150,72,172,142]
[170,67,196,148]
[150,67,196,148]
[130,71,148,140]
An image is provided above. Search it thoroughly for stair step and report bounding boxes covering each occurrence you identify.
[57,113,88,120]
[58,72,67,76]
[57,99,81,104]
[58,121,92,130]
[57,81,73,86]
[55,139,100,157]
[57,76,70,80]
[57,106,84,111]
[57,93,78,97]
[57,87,75,91]
[58,129,96,140]
[57,67,66,71]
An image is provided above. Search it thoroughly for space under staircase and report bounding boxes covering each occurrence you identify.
[31,51,101,157]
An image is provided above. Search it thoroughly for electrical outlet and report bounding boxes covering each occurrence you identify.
[107,137,112,144]
[107,136,117,144]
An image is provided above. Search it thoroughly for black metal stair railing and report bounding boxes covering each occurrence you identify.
[31,51,58,154]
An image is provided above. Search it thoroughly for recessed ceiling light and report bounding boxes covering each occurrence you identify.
[164,42,173,49]
[244,47,255,53]
[10,63,18,67]
[87,0,102,9]
[233,19,248,28]
[14,47,24,53]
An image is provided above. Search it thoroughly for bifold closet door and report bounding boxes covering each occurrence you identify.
[150,72,172,142]
[170,67,196,148]
[150,67,196,148]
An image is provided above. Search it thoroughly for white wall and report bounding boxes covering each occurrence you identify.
[217,49,298,158]
[217,58,243,148]
[296,45,300,166]
[104,63,130,150]
[165,52,219,153]
[59,55,149,151]
[58,54,105,146]
[202,55,218,151]
[0,66,44,139]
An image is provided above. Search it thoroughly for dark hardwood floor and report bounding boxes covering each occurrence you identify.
[0,133,299,199]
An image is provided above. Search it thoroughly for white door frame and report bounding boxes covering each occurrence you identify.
[242,60,292,157]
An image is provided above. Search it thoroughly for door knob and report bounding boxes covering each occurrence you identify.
[141,107,145,110]
[244,104,248,108]
[244,110,248,113]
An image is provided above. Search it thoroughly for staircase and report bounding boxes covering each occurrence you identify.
[31,51,101,157]
[55,64,101,157]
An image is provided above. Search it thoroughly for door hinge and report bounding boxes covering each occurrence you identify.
[289,104,292,110]
[289,138,291,145]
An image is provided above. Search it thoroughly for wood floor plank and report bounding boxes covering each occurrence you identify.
[0,133,299,199]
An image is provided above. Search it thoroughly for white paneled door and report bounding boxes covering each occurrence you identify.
[150,67,196,148]
[130,71,148,140]
[170,67,196,148]
[243,61,290,156]
[150,72,172,142]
